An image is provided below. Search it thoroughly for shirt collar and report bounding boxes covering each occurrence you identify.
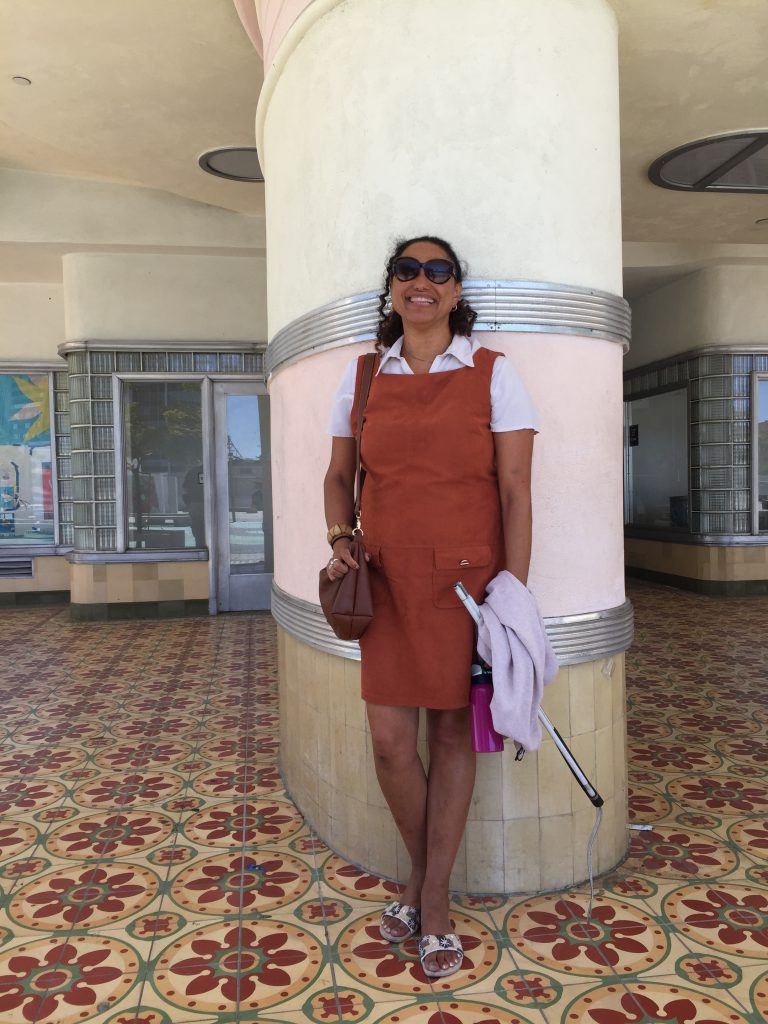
[378,334,474,371]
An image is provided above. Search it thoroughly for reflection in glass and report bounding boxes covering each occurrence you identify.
[0,374,54,544]
[225,394,273,573]
[758,379,768,533]
[625,389,688,529]
[123,382,204,549]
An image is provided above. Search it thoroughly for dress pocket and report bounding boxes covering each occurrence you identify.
[432,544,492,609]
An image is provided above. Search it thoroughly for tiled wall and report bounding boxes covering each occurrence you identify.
[626,537,768,582]
[70,561,209,605]
[278,628,628,894]
[0,555,70,594]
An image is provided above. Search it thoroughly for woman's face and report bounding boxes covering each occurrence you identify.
[389,241,462,333]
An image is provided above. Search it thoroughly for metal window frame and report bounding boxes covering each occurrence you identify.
[753,372,768,535]
[0,369,59,552]
[112,372,266,561]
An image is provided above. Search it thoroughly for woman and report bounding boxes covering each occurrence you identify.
[324,235,538,978]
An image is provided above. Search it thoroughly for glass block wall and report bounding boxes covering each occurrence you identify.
[53,369,73,546]
[625,351,768,536]
[62,349,265,552]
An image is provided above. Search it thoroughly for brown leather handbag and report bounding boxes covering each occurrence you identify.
[319,353,376,641]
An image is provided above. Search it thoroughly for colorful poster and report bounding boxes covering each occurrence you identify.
[0,375,51,447]
[0,374,54,541]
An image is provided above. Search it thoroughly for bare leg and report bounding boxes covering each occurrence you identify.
[366,703,427,937]
[421,706,476,973]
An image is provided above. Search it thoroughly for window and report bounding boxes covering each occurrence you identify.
[0,374,55,545]
[757,378,768,533]
[625,388,688,530]
[122,381,204,549]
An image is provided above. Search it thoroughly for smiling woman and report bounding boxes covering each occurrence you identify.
[323,233,539,979]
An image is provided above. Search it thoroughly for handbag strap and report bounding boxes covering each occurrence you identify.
[353,353,377,531]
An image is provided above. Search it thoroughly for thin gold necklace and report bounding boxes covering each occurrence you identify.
[402,347,432,363]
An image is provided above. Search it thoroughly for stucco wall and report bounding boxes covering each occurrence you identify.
[63,253,267,344]
[628,264,768,368]
[0,283,65,361]
[258,0,622,337]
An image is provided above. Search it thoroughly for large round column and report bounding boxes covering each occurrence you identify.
[256,0,631,892]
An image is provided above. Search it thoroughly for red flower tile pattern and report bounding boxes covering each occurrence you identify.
[562,981,752,1024]
[170,851,311,915]
[9,862,159,930]
[0,934,139,1024]
[664,883,768,956]
[625,826,738,879]
[666,775,768,815]
[507,894,667,977]
[0,584,765,1022]
[335,910,496,994]
[183,799,303,848]
[45,811,174,860]
[72,771,183,809]
[155,920,322,1014]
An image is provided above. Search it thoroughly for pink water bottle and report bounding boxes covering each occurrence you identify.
[469,665,505,753]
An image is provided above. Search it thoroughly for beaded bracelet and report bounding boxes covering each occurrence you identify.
[327,523,355,546]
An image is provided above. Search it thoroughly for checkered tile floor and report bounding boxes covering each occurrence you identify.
[0,579,766,1023]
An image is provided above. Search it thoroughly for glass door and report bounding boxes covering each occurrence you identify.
[212,382,273,611]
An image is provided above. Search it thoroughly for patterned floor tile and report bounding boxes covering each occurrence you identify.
[623,824,740,881]
[554,977,755,1023]
[504,891,672,981]
[148,919,331,1019]
[0,587,766,1021]
[0,931,143,1023]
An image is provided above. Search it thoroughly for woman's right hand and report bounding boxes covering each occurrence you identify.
[327,537,370,580]
[327,538,357,580]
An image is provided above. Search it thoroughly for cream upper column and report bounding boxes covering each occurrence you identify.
[251,0,629,892]
[256,0,626,621]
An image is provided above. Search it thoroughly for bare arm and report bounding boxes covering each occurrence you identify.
[323,436,364,575]
[324,436,356,530]
[493,429,535,585]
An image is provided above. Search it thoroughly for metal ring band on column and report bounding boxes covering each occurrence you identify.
[271,582,634,666]
[265,279,631,375]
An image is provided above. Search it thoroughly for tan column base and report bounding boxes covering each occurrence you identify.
[626,537,768,584]
[278,627,628,893]
[68,561,210,619]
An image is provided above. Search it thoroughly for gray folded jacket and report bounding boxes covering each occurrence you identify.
[476,570,559,750]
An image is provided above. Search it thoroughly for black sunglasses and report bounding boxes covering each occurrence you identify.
[391,256,456,285]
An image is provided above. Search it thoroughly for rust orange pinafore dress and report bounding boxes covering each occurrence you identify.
[352,346,506,709]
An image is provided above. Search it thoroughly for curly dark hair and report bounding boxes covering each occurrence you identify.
[375,235,477,349]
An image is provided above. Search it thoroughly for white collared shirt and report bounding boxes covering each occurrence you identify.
[326,334,539,436]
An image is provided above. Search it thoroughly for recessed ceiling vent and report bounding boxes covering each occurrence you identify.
[198,147,264,182]
[649,131,768,193]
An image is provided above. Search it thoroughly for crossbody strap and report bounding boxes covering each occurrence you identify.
[353,353,377,531]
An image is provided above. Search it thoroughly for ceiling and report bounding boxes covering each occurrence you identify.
[0,0,264,215]
[1,0,767,297]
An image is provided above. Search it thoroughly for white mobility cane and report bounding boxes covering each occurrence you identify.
[454,581,605,916]
[453,582,604,808]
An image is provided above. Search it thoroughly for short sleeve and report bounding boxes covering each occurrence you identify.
[326,358,357,437]
[490,356,540,433]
